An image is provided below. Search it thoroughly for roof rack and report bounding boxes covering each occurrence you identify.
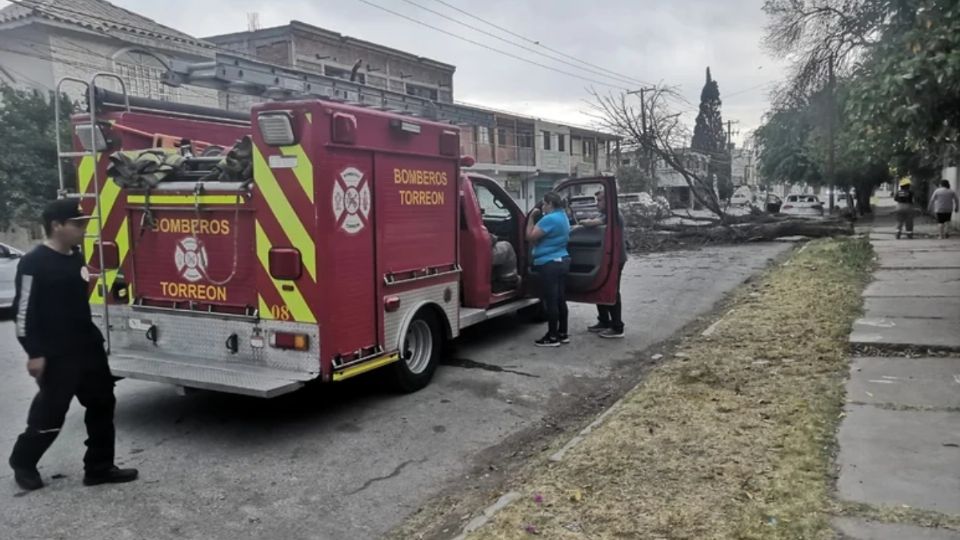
[92,87,250,125]
[162,52,494,127]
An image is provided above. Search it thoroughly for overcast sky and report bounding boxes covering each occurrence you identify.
[6,0,787,142]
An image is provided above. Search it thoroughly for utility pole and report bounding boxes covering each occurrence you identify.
[826,54,837,213]
[627,86,657,185]
[726,119,739,191]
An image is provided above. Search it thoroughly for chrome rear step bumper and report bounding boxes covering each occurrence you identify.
[110,352,317,398]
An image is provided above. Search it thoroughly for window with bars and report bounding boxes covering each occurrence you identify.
[113,50,180,102]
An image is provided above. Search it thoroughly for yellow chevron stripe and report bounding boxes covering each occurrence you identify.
[258,294,271,320]
[89,217,130,306]
[126,195,243,205]
[77,156,96,193]
[84,180,121,264]
[253,147,316,281]
[255,221,316,323]
[279,144,314,203]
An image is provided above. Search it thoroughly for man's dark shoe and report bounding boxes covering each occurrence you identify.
[598,328,625,339]
[83,466,138,486]
[587,322,609,333]
[558,333,571,344]
[11,465,44,491]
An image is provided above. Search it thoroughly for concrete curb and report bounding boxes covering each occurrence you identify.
[451,491,521,540]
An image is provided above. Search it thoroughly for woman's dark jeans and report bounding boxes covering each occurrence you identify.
[536,257,570,338]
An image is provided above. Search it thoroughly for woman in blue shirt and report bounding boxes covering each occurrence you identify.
[526,191,571,347]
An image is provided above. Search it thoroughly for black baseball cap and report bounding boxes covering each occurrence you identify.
[42,198,92,225]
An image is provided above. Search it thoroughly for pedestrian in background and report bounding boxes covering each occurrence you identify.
[527,191,571,347]
[894,178,915,239]
[928,180,959,239]
[9,199,138,491]
[577,188,627,338]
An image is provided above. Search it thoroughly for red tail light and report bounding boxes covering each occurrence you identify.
[269,248,302,280]
[270,332,309,351]
[782,204,794,210]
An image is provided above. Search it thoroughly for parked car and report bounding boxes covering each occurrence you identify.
[0,242,24,316]
[765,193,783,213]
[730,190,752,206]
[781,194,825,217]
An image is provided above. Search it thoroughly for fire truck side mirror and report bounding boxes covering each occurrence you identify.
[460,155,476,168]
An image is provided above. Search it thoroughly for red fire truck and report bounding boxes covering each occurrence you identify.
[61,76,623,398]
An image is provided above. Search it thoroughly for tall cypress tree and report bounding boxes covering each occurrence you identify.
[692,68,732,201]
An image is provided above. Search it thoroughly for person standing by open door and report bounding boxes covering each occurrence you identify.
[577,188,627,338]
[527,192,571,347]
[8,199,138,491]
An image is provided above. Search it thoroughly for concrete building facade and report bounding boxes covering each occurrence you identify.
[0,0,218,106]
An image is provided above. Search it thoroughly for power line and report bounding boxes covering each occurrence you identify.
[355,0,629,90]
[429,0,654,87]
[398,0,646,87]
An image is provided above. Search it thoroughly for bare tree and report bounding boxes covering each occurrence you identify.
[588,86,730,219]
[763,0,887,102]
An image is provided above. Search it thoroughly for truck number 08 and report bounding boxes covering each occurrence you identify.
[270,305,291,321]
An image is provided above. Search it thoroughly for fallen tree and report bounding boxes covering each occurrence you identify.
[627,217,854,252]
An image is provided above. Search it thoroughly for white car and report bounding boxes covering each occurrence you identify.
[0,242,24,313]
[730,191,752,206]
[780,194,824,218]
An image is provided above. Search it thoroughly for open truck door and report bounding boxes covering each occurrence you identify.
[553,176,624,305]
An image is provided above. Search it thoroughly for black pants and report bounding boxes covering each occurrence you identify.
[596,262,626,332]
[10,346,116,474]
[537,258,570,338]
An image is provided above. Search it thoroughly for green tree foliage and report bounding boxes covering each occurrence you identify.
[691,68,733,200]
[755,104,821,188]
[845,0,960,183]
[764,0,960,204]
[0,85,73,227]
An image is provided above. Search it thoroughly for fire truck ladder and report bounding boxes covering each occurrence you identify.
[163,52,494,127]
[55,73,131,355]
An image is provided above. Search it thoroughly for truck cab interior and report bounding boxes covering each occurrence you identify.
[459,175,526,308]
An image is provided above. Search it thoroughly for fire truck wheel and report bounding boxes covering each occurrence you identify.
[392,310,442,392]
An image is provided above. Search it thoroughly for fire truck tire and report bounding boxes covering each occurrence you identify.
[391,310,442,392]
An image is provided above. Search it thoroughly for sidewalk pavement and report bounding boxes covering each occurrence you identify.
[838,211,960,539]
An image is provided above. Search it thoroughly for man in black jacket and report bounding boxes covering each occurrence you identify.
[9,199,138,491]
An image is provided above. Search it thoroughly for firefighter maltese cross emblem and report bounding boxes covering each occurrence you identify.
[332,167,371,234]
[174,237,209,283]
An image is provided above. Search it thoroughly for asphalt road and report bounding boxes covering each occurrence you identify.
[0,243,790,540]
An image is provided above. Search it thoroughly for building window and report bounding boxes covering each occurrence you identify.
[477,126,491,144]
[406,83,438,101]
[497,127,508,147]
[542,130,551,151]
[324,65,365,84]
[517,132,534,148]
[558,134,566,153]
[583,139,594,158]
[113,49,179,102]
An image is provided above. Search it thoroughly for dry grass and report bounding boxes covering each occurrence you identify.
[468,238,874,540]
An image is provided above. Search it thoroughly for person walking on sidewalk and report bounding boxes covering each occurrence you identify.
[894,177,916,239]
[9,199,138,491]
[578,189,627,339]
[928,180,959,239]
[527,192,571,347]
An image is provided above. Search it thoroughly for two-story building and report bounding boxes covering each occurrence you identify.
[204,21,455,109]
[0,0,218,105]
